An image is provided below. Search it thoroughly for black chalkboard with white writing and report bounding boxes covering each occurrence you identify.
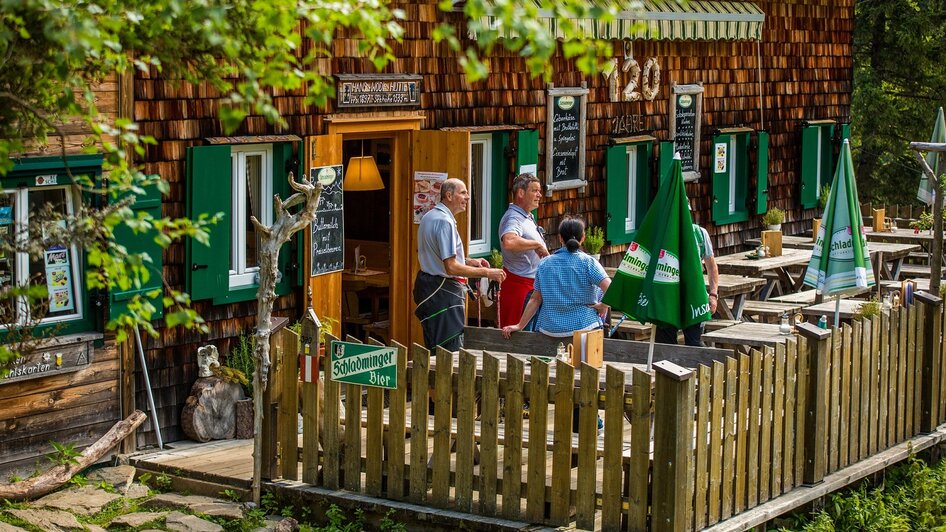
[310,165,344,276]
[673,93,697,173]
[549,95,582,184]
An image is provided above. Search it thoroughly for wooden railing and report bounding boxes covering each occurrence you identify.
[264,294,946,531]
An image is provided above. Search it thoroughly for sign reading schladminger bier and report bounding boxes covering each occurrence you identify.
[336,74,422,108]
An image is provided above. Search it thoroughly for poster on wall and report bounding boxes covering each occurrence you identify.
[44,247,74,312]
[310,165,345,276]
[670,82,704,182]
[413,171,448,224]
[545,85,589,195]
[715,142,728,173]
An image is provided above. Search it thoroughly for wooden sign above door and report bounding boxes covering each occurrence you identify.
[336,74,422,109]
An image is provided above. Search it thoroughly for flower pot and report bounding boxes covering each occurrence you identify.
[766,224,782,232]
[589,253,601,262]
[811,218,821,242]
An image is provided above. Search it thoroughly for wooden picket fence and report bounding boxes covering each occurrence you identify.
[262,293,946,531]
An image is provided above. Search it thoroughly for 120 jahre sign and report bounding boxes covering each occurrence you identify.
[329,341,397,389]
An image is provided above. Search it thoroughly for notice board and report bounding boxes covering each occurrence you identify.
[669,83,705,181]
[310,165,344,276]
[545,85,588,194]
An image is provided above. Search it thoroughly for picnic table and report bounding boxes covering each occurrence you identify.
[800,299,865,323]
[745,234,815,250]
[702,322,796,352]
[733,239,919,283]
[604,268,766,321]
[714,248,812,299]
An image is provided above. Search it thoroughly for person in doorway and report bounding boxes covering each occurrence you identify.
[655,223,719,346]
[498,173,549,327]
[414,178,506,351]
[501,216,610,339]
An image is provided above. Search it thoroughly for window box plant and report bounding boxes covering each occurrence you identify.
[584,225,605,260]
[762,207,785,231]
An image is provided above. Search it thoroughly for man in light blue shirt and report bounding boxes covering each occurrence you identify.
[498,173,549,326]
[414,178,505,351]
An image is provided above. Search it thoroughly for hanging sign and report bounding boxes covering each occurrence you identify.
[545,85,589,195]
[310,165,345,276]
[329,340,397,389]
[336,74,422,109]
[670,83,705,181]
[1,334,98,385]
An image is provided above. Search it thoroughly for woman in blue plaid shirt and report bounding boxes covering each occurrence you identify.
[501,216,611,338]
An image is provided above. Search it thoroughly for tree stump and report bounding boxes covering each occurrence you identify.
[235,398,254,439]
[181,377,245,442]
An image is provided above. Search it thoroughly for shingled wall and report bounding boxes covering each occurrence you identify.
[130,0,852,445]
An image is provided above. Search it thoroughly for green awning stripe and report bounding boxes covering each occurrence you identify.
[479,0,764,41]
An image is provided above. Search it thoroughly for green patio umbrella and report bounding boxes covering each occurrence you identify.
[603,154,711,368]
[918,107,946,205]
[804,138,875,326]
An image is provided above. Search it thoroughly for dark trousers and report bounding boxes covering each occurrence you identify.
[655,323,705,347]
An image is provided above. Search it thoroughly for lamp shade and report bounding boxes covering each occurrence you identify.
[344,156,384,191]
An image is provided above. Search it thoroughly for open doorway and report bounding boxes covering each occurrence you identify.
[341,136,392,343]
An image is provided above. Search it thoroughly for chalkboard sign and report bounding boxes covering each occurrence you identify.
[310,165,344,276]
[545,86,588,194]
[669,83,704,181]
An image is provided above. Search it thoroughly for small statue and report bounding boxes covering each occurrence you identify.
[196,345,221,378]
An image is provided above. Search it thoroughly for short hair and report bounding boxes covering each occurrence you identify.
[511,173,540,195]
[440,178,461,199]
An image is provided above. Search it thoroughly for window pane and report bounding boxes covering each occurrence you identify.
[470,143,484,242]
[625,147,637,232]
[244,154,263,270]
[28,189,78,319]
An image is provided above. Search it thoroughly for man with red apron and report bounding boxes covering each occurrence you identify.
[498,173,549,327]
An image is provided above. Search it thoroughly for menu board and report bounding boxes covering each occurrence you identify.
[310,165,344,276]
[669,83,704,181]
[545,86,588,193]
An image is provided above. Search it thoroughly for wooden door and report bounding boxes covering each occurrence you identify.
[390,130,471,348]
[306,134,343,330]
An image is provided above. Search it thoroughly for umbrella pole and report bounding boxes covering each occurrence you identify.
[834,295,841,328]
[647,324,656,372]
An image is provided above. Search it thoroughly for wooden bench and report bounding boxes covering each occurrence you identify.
[907,251,930,264]
[705,319,740,332]
[609,312,652,340]
[899,263,945,279]
[738,300,804,323]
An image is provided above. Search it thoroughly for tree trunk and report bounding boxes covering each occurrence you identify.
[0,410,146,501]
[912,145,945,295]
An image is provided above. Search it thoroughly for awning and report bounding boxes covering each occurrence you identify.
[477,1,765,41]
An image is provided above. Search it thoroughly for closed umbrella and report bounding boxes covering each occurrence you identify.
[917,107,945,205]
[804,138,875,326]
[603,154,711,368]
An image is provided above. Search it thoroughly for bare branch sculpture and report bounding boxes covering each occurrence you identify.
[910,141,944,295]
[248,171,322,504]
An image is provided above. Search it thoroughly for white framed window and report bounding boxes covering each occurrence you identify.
[229,144,273,288]
[469,134,492,256]
[0,186,83,326]
[625,146,638,233]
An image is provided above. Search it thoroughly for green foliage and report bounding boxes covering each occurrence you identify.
[853,1,946,204]
[319,316,340,345]
[783,456,946,531]
[226,331,257,395]
[46,441,81,467]
[584,225,605,255]
[762,207,786,226]
[67,474,86,487]
[908,210,946,231]
[220,489,242,502]
[141,472,173,493]
[211,365,249,388]
[854,297,882,321]
[488,248,503,269]
[819,185,831,211]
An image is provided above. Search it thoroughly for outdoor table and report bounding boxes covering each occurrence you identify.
[714,248,812,299]
[864,241,920,281]
[604,268,766,320]
[702,322,796,352]
[865,228,944,255]
[800,299,865,323]
[745,234,815,250]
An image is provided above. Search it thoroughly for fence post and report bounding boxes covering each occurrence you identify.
[917,292,943,434]
[796,323,831,486]
[652,360,695,532]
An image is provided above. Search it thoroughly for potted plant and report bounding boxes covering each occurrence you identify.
[762,207,785,231]
[584,225,605,260]
[813,185,830,238]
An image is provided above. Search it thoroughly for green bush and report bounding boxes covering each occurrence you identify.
[762,207,786,226]
[584,225,605,255]
[226,331,256,395]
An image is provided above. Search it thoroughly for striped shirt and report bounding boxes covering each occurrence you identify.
[533,248,607,337]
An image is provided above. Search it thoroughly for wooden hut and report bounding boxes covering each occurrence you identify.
[1,0,853,469]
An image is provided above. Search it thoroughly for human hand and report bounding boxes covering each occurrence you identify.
[709,294,718,314]
[486,268,506,283]
[590,302,610,319]
[536,245,550,258]
[502,324,521,339]
[477,257,490,268]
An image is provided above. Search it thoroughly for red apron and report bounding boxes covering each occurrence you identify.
[498,269,535,327]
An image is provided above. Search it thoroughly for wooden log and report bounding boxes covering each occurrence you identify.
[180,377,245,443]
[651,361,694,532]
[0,410,146,501]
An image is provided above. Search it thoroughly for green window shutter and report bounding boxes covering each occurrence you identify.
[839,123,851,143]
[755,131,770,215]
[110,181,165,321]
[490,131,511,252]
[271,142,293,296]
[516,129,539,173]
[635,142,654,223]
[712,133,733,223]
[186,145,231,301]
[799,126,820,209]
[606,144,630,244]
[658,141,675,183]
